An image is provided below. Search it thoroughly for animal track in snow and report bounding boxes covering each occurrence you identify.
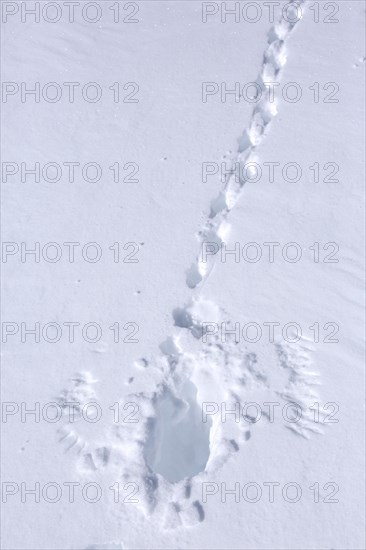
[53,0,323,529]
[187,0,307,290]
[57,371,98,455]
[275,339,326,438]
[55,303,324,528]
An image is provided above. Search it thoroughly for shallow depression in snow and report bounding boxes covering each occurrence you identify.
[144,380,212,483]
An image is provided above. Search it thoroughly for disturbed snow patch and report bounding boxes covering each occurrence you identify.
[54,298,324,529]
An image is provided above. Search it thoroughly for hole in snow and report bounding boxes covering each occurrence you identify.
[144,380,211,483]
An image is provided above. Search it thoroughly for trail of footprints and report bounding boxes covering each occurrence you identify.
[187,0,306,289]
[55,0,325,535]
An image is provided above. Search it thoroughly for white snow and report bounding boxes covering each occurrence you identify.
[1,1,365,549]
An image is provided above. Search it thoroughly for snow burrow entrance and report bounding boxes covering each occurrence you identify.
[144,380,211,483]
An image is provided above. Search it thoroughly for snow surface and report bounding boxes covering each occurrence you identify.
[1,1,365,549]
